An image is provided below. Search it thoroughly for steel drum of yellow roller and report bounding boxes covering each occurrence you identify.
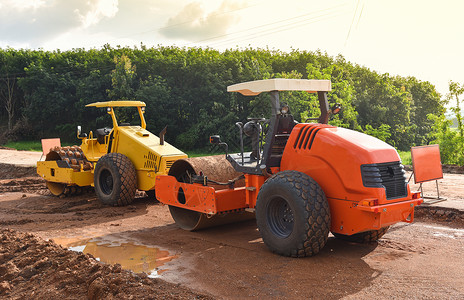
[167,155,254,231]
[44,146,92,196]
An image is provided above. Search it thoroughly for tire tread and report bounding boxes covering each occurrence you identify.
[256,171,331,257]
[95,153,136,206]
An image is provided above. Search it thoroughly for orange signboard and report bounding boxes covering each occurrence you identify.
[41,138,61,156]
[411,144,443,184]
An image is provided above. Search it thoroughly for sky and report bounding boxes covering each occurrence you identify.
[0,0,463,98]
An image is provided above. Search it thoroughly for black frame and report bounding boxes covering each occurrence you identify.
[226,90,329,175]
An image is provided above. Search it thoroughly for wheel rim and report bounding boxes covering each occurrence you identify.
[99,169,113,195]
[267,196,294,238]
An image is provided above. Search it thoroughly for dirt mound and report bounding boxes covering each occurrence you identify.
[442,164,464,174]
[404,164,464,174]
[0,163,50,194]
[415,206,464,227]
[0,163,38,180]
[0,162,46,194]
[0,178,47,194]
[0,229,212,300]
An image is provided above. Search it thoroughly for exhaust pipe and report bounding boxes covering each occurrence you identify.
[159,126,167,145]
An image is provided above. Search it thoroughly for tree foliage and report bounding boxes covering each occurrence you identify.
[426,81,464,165]
[448,81,464,137]
[0,46,445,155]
[427,113,464,165]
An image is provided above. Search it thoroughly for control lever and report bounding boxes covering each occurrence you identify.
[235,122,244,165]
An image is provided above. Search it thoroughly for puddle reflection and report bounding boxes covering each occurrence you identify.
[53,236,177,278]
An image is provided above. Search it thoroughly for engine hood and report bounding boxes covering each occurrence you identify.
[281,124,402,200]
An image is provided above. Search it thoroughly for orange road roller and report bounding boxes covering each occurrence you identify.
[156,79,423,257]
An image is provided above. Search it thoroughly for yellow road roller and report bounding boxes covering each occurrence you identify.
[37,101,187,206]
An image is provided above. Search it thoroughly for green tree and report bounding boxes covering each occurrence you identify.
[136,75,179,140]
[0,45,446,151]
[305,63,358,129]
[352,71,414,149]
[107,54,136,100]
[427,113,464,165]
[0,48,34,135]
[448,80,464,137]
[392,76,443,146]
[425,80,464,166]
[363,124,391,142]
[0,49,17,131]
[75,69,112,131]
[19,61,78,140]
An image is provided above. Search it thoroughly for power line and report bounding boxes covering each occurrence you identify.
[207,10,347,48]
[356,1,365,29]
[183,3,349,47]
[344,0,360,46]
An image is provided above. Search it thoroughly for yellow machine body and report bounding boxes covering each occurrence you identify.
[37,100,187,195]
[37,160,94,186]
[108,126,187,191]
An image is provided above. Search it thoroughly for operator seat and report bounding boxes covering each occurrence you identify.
[95,127,112,144]
[267,114,295,167]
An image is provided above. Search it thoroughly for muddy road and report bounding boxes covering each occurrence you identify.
[1,190,463,299]
[1,149,464,299]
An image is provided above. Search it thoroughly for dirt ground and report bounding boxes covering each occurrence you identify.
[1,149,464,299]
[0,228,212,299]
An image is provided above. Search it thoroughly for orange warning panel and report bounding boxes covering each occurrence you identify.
[411,144,443,184]
[41,138,61,156]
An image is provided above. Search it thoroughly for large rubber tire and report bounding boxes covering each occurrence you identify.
[332,226,390,243]
[94,153,136,206]
[256,170,331,257]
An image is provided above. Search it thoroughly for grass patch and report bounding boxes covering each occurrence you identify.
[186,151,224,157]
[398,150,412,165]
[3,140,43,152]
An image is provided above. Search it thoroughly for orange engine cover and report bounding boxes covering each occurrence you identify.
[280,123,421,236]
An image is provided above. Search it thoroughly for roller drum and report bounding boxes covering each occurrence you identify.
[44,145,93,196]
[167,155,254,231]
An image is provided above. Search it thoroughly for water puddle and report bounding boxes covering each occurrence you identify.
[52,236,177,278]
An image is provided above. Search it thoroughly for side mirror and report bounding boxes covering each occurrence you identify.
[330,104,342,115]
[209,135,228,156]
[209,135,221,144]
[77,125,87,139]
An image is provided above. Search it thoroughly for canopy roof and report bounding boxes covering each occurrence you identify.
[227,79,332,96]
[86,101,146,108]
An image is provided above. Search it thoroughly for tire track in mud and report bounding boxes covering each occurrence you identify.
[0,163,48,194]
[377,238,431,254]
[0,177,48,194]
